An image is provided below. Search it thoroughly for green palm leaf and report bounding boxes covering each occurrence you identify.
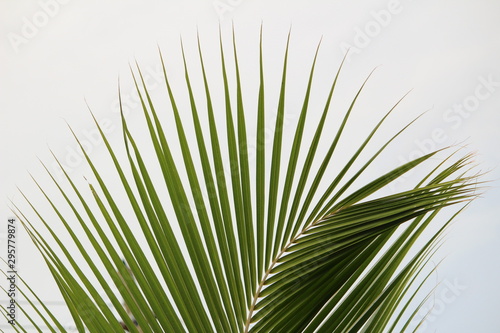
[6,28,481,333]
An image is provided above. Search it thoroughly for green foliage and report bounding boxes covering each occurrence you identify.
[4,29,480,332]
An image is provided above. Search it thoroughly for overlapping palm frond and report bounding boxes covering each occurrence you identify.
[3,28,481,333]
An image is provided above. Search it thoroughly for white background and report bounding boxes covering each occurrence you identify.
[1,0,499,332]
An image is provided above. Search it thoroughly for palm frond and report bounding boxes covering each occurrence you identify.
[5,28,481,333]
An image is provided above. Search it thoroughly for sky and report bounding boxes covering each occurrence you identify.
[1,0,500,332]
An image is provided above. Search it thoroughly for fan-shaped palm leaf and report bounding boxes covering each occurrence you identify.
[4,27,480,333]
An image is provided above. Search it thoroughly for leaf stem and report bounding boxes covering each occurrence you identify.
[243,223,316,332]
[243,206,345,332]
